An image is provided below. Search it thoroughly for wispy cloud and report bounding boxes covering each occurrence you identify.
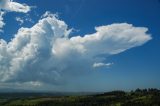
[93,62,114,68]
[15,17,24,25]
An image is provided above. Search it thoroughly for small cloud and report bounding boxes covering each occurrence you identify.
[15,14,35,26]
[15,17,24,25]
[0,0,31,13]
[93,62,114,68]
[24,16,34,23]
[0,11,5,32]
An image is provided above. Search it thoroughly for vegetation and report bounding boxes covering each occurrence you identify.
[0,88,160,106]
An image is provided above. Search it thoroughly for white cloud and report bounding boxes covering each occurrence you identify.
[70,24,151,56]
[0,0,30,32]
[0,0,30,13]
[93,62,113,68]
[0,11,5,32]
[25,16,34,23]
[0,12,152,87]
[15,14,35,26]
[15,17,24,25]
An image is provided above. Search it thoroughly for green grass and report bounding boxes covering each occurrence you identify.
[1,88,160,106]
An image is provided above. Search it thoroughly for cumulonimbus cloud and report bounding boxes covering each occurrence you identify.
[0,12,151,86]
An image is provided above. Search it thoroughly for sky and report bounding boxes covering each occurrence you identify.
[0,0,160,92]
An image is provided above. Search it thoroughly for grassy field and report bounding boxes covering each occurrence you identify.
[0,88,160,106]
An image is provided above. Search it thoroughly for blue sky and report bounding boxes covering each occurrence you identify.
[0,0,160,91]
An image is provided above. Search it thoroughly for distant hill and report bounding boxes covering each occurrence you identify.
[0,88,33,93]
[0,88,160,106]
